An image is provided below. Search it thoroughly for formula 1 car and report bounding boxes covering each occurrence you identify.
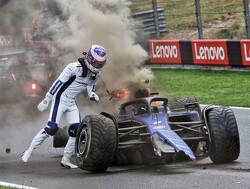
[54,94,240,172]
[71,94,240,172]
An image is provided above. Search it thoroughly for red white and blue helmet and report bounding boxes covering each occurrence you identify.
[85,45,107,73]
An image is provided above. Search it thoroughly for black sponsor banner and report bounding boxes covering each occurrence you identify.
[179,40,193,64]
[227,40,243,67]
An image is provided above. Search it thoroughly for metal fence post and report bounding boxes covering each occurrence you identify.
[243,0,250,39]
[152,0,160,39]
[195,0,203,39]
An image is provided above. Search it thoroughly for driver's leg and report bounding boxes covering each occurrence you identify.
[22,99,64,162]
[60,104,80,169]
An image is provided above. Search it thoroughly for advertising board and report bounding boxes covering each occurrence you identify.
[149,40,181,64]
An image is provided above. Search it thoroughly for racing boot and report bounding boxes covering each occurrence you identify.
[22,129,49,162]
[60,137,77,169]
[60,155,78,169]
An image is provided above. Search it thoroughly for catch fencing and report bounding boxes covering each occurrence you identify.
[130,0,250,40]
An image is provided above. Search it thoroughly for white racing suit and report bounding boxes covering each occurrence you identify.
[22,59,99,168]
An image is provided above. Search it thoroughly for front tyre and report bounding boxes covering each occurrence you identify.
[75,115,117,172]
[207,106,240,163]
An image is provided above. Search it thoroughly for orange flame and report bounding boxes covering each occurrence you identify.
[111,88,130,99]
[32,83,36,90]
[151,95,160,107]
[152,101,160,107]
[152,94,160,106]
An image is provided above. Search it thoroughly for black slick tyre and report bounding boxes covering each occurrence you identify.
[75,115,117,172]
[168,96,201,114]
[207,106,240,163]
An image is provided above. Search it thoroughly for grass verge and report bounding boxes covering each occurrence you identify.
[0,186,17,189]
[151,68,250,107]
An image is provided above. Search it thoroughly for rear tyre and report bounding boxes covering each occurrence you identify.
[168,96,201,114]
[75,115,117,172]
[207,106,240,163]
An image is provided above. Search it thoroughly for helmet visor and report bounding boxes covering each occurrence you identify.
[91,60,105,69]
[87,56,105,69]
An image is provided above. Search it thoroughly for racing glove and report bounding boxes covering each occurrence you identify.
[89,92,99,102]
[37,96,52,112]
[87,85,99,102]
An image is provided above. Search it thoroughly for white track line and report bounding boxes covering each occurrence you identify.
[201,105,250,110]
[229,106,250,110]
[0,181,39,189]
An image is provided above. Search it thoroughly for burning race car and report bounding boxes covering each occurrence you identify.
[54,93,240,172]
[72,97,240,172]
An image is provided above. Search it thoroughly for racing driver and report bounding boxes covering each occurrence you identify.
[22,45,107,169]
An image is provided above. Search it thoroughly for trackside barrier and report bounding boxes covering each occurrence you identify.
[131,8,167,35]
[149,39,250,67]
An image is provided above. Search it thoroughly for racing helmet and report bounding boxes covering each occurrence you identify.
[85,45,107,73]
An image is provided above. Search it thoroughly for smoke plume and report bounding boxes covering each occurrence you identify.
[0,0,156,156]
[49,0,153,113]
[0,0,154,127]
[53,0,151,85]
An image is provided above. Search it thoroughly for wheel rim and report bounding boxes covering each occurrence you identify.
[78,129,88,156]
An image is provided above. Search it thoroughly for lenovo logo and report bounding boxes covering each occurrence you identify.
[194,43,225,60]
[149,40,181,63]
[192,40,229,65]
[152,43,178,58]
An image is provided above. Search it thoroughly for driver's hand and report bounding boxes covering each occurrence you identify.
[89,92,99,102]
[37,97,51,112]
